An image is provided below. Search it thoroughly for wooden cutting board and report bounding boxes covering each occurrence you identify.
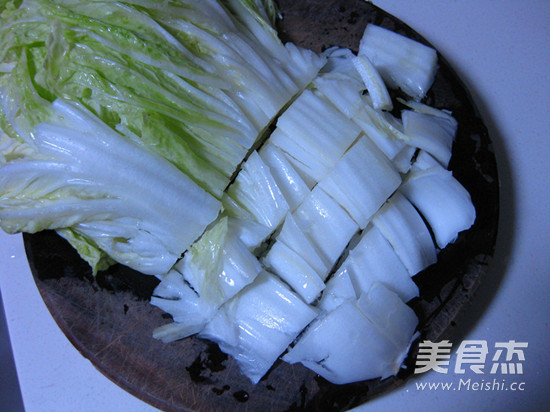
[24,1,499,411]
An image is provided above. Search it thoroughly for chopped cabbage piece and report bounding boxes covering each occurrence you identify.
[400,167,476,248]
[359,23,438,99]
[372,192,437,275]
[199,271,318,383]
[318,136,401,229]
[293,187,359,269]
[284,283,418,384]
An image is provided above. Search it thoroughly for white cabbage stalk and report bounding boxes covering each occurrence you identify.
[318,136,401,229]
[199,271,318,384]
[341,223,420,302]
[313,53,417,173]
[150,217,263,342]
[270,90,361,184]
[350,110,416,174]
[276,214,330,280]
[223,150,290,231]
[314,48,364,117]
[372,192,437,276]
[150,270,217,343]
[400,166,476,248]
[359,24,438,100]
[293,186,359,269]
[352,54,393,111]
[262,240,326,304]
[226,216,272,251]
[319,47,364,83]
[313,76,364,119]
[356,283,418,350]
[391,144,417,174]
[176,217,262,305]
[259,142,310,211]
[352,111,407,160]
[317,266,357,313]
[402,109,458,168]
[346,96,417,173]
[283,283,418,384]
[360,96,410,142]
[269,128,330,185]
[313,67,395,145]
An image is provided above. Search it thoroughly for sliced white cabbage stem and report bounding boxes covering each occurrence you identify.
[293,186,360,269]
[262,240,326,304]
[352,54,393,111]
[359,23,438,100]
[338,223,420,303]
[372,192,438,276]
[317,136,402,229]
[175,217,263,305]
[402,109,458,168]
[258,142,310,212]
[198,271,318,384]
[400,163,476,249]
[283,283,418,384]
[275,214,330,279]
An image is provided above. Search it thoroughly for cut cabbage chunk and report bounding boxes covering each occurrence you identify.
[269,128,331,185]
[276,214,330,279]
[353,111,408,159]
[259,142,310,211]
[356,283,418,350]
[400,166,476,248]
[226,216,273,251]
[313,75,364,119]
[372,192,437,276]
[199,271,318,384]
[317,266,357,313]
[343,98,416,173]
[318,136,401,229]
[402,109,458,168]
[359,24,438,100]
[270,90,361,184]
[319,47,364,84]
[284,283,418,384]
[293,187,359,270]
[351,110,416,174]
[176,217,262,305]
[340,223,420,302]
[223,151,290,232]
[352,54,393,111]
[262,241,326,304]
[313,53,418,174]
[150,270,217,343]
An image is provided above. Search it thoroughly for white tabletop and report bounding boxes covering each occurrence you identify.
[1,1,549,411]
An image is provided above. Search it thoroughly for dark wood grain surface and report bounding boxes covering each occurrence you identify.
[24,1,499,411]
